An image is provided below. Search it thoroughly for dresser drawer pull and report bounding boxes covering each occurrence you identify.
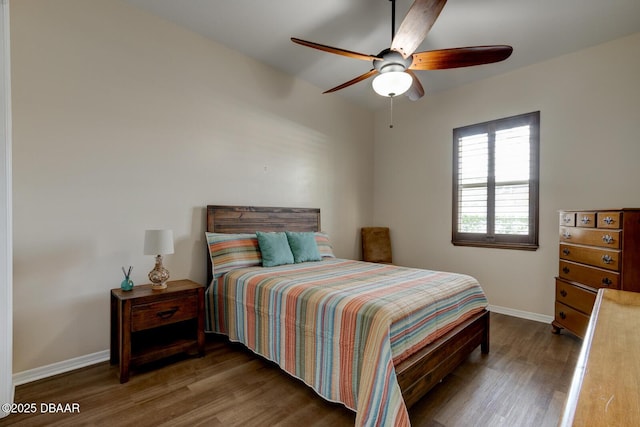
[602,277,613,286]
[601,255,613,264]
[560,290,567,297]
[562,231,571,239]
[156,307,179,319]
[563,216,572,223]
[562,266,570,274]
[602,234,614,244]
[603,216,615,225]
[562,248,570,256]
[559,311,567,320]
[581,216,591,224]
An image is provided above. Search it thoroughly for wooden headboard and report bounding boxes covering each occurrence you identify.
[206,205,321,233]
[205,205,321,282]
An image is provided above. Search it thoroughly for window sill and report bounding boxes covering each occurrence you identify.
[451,240,539,251]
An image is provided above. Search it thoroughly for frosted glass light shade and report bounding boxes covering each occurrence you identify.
[372,71,412,97]
[143,229,174,255]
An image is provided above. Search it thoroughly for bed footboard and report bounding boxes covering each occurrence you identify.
[395,309,490,408]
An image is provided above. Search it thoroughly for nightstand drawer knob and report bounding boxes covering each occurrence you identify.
[581,216,590,224]
[601,255,613,264]
[559,311,567,320]
[602,277,612,286]
[603,216,614,225]
[562,248,570,256]
[157,307,179,319]
[560,290,567,297]
[562,266,570,274]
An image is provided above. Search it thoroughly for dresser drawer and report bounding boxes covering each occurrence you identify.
[560,212,576,227]
[559,227,621,249]
[597,211,622,229]
[559,260,620,289]
[131,295,198,332]
[576,212,596,228]
[555,279,597,314]
[555,302,590,338]
[559,244,620,271]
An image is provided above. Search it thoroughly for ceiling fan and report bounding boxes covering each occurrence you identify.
[291,0,513,101]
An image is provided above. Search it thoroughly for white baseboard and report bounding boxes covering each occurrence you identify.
[11,307,552,386]
[12,350,109,386]
[489,304,554,324]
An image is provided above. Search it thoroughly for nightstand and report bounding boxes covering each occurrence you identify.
[110,279,205,383]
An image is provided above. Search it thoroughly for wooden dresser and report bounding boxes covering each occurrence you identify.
[560,289,640,426]
[553,209,640,338]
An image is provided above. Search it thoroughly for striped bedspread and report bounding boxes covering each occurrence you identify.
[206,258,487,427]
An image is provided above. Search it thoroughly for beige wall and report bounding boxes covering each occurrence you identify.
[373,32,640,317]
[11,0,640,374]
[11,0,373,372]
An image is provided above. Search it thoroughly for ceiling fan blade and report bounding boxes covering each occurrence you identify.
[323,69,378,94]
[409,45,513,70]
[291,38,381,62]
[391,0,447,59]
[405,70,425,101]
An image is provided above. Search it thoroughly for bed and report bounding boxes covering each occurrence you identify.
[205,205,489,426]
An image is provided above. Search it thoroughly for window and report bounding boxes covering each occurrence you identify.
[452,111,540,250]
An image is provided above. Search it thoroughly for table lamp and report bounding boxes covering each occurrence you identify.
[143,229,174,290]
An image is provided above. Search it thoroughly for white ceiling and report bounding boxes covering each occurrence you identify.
[124,0,640,110]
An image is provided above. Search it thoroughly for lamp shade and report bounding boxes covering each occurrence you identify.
[372,71,413,97]
[143,229,174,255]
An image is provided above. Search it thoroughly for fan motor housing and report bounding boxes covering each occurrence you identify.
[374,49,413,73]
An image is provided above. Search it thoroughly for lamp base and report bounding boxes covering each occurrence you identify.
[148,254,170,291]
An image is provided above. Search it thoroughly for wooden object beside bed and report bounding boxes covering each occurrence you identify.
[110,280,205,383]
[560,289,640,426]
[205,205,489,409]
[553,209,640,338]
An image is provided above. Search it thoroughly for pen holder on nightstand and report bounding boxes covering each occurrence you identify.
[121,266,134,291]
[120,278,134,291]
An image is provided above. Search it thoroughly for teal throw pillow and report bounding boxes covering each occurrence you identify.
[256,231,294,267]
[286,231,322,263]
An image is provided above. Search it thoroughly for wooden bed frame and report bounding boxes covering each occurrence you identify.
[206,205,490,408]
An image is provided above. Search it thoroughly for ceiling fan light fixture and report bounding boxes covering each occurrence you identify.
[372,71,412,97]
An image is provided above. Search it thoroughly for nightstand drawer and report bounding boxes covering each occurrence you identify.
[132,296,198,332]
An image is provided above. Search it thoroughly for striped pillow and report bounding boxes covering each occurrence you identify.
[314,232,335,258]
[206,232,262,279]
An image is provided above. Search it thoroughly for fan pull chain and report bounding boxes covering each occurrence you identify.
[389,95,394,128]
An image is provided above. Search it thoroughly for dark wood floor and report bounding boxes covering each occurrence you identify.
[1,313,581,427]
